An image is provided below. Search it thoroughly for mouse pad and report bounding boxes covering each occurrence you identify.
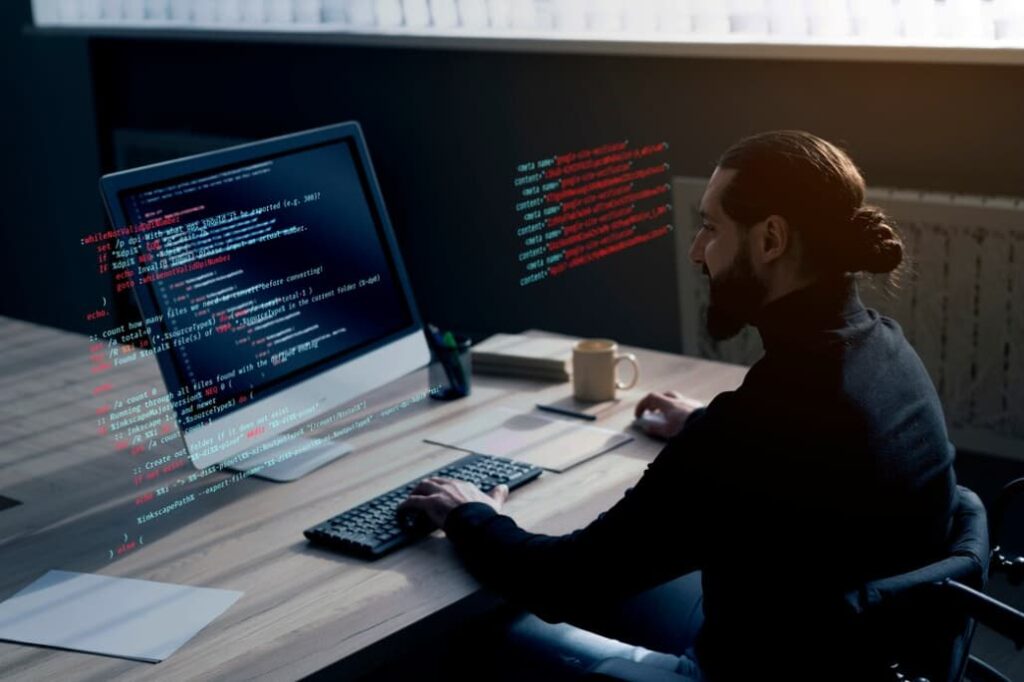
[424,407,632,472]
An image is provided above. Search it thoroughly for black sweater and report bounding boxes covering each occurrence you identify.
[444,277,956,680]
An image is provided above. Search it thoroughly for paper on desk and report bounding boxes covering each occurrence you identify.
[424,407,632,472]
[0,570,242,663]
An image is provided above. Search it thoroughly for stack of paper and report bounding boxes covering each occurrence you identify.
[471,333,574,382]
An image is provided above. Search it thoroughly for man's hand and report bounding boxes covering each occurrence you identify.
[634,391,705,439]
[397,477,509,529]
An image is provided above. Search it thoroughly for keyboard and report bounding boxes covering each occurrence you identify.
[303,453,543,559]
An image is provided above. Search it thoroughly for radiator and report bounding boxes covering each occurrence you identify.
[672,177,1024,459]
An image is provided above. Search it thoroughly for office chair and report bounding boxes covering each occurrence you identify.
[585,480,1024,682]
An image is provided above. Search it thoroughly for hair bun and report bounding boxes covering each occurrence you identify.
[845,205,903,274]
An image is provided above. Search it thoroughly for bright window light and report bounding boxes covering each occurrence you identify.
[30,0,1024,48]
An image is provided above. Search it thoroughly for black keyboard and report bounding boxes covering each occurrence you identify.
[303,454,543,559]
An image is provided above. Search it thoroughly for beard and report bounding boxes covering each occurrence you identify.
[705,249,768,341]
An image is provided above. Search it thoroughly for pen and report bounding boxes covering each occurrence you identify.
[536,404,597,421]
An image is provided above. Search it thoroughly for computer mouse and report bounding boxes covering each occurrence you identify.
[633,411,669,432]
[396,507,434,534]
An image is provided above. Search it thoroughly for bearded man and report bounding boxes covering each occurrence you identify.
[401,131,957,681]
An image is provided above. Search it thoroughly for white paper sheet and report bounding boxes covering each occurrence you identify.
[425,407,632,472]
[0,570,242,663]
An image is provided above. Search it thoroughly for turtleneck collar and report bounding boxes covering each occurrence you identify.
[752,274,868,353]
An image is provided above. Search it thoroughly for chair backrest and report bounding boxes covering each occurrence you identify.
[843,486,990,682]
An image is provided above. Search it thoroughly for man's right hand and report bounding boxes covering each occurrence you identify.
[634,391,704,439]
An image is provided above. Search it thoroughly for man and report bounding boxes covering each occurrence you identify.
[400,131,956,680]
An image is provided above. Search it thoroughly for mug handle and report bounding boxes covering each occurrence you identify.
[614,353,639,391]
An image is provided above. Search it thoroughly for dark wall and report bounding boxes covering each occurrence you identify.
[6,22,1024,353]
[1,4,108,332]
[89,39,695,351]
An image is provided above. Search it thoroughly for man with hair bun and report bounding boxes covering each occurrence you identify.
[401,131,956,681]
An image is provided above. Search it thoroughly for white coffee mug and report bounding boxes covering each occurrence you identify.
[572,339,639,402]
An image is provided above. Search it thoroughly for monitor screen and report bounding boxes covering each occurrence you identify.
[118,137,414,429]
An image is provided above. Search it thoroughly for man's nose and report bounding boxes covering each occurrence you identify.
[688,234,704,266]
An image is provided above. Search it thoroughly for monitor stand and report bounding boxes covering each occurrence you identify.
[227,436,354,482]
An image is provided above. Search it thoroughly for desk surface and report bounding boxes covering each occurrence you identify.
[0,317,747,680]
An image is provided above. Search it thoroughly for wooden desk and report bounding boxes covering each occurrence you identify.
[0,317,748,680]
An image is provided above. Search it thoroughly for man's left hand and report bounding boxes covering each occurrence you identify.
[398,477,508,529]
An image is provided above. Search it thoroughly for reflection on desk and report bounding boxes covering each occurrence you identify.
[0,318,747,680]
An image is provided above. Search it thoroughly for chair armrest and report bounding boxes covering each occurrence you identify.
[843,555,983,615]
[584,658,692,682]
[966,655,1015,682]
[943,579,1024,649]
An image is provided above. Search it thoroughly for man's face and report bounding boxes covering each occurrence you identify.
[689,167,768,341]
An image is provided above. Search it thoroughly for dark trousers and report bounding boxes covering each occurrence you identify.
[443,571,705,681]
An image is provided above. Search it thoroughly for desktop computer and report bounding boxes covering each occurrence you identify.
[99,122,431,481]
[100,121,545,557]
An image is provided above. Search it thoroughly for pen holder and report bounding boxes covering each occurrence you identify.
[429,334,472,401]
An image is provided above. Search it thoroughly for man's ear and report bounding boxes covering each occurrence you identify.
[754,214,789,265]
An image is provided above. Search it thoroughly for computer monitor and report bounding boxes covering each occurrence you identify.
[99,122,431,481]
